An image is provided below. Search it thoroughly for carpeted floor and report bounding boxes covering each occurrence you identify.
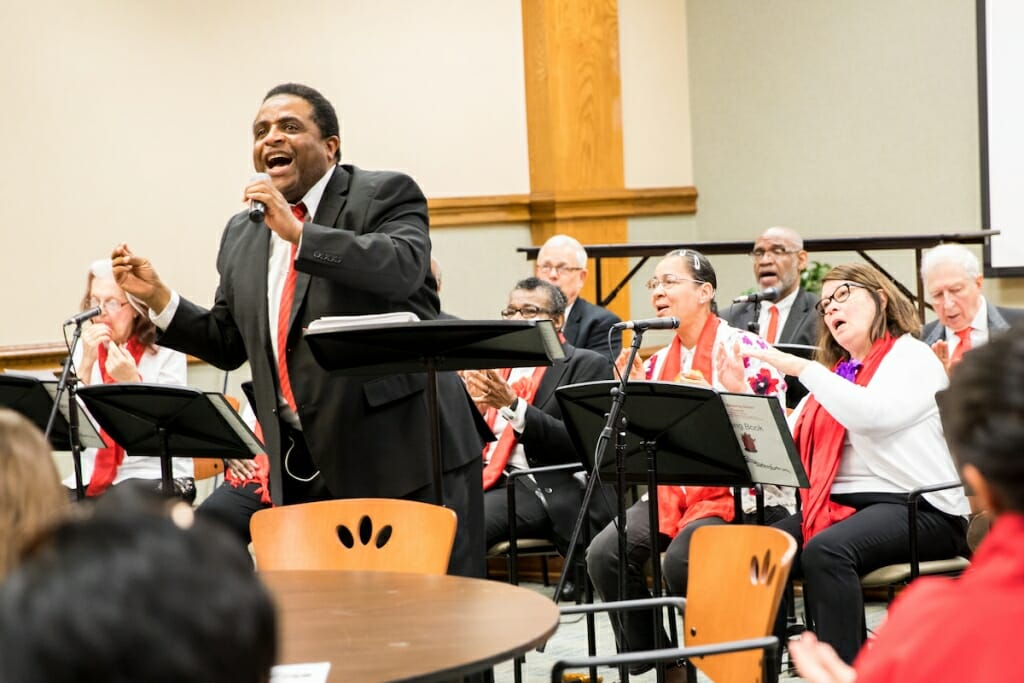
[491,581,889,683]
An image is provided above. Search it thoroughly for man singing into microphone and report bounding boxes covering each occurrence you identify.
[724,226,818,346]
[724,226,819,407]
[110,83,489,577]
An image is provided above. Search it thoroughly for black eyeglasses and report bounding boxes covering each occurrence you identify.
[815,282,870,316]
[501,305,552,319]
[750,246,800,260]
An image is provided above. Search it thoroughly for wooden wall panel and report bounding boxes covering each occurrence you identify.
[521,0,631,319]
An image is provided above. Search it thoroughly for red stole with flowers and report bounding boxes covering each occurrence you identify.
[794,333,897,545]
[86,337,146,497]
[481,365,548,491]
[653,315,737,538]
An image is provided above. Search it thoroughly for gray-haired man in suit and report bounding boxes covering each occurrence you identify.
[921,243,1024,371]
[535,234,621,361]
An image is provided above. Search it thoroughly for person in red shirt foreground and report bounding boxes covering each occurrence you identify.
[789,320,1024,683]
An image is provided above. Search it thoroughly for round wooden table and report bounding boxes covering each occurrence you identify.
[261,570,560,682]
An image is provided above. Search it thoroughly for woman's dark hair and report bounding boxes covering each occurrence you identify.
[512,276,568,317]
[0,488,277,682]
[814,263,920,368]
[664,248,718,314]
[939,324,1024,512]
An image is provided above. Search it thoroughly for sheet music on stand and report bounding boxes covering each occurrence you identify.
[557,380,808,488]
[720,392,809,488]
[0,371,107,450]
[306,311,420,334]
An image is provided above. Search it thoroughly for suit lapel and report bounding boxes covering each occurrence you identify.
[243,221,272,356]
[565,301,585,346]
[534,345,573,410]
[780,290,811,340]
[289,166,351,329]
[988,302,1010,332]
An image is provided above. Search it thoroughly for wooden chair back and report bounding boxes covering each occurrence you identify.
[683,524,796,683]
[250,498,457,574]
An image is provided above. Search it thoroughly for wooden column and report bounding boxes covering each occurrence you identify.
[521,0,631,319]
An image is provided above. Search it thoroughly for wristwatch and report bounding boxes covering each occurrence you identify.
[499,397,520,421]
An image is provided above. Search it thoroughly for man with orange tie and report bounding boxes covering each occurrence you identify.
[110,83,489,578]
[921,243,1024,372]
[723,226,818,407]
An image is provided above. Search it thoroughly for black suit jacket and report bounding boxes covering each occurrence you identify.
[515,343,615,551]
[921,301,1024,345]
[562,296,622,360]
[723,287,819,408]
[722,287,819,347]
[160,165,486,505]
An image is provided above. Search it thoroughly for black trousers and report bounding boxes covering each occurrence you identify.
[586,498,790,662]
[484,476,556,551]
[774,492,968,664]
[197,423,327,544]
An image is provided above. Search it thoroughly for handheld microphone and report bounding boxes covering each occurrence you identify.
[612,317,680,331]
[249,172,270,223]
[732,287,780,304]
[63,307,102,326]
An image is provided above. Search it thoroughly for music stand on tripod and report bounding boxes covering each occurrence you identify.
[77,383,262,497]
[556,380,807,679]
[303,318,564,504]
[0,373,107,499]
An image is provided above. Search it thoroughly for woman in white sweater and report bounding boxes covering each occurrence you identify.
[744,262,969,664]
[64,259,191,499]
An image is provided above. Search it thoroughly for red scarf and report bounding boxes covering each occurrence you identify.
[481,365,548,490]
[86,337,146,497]
[651,315,737,537]
[794,333,897,545]
[226,421,273,506]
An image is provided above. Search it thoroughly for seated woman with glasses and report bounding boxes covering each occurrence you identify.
[743,262,970,664]
[63,259,192,500]
[585,248,790,680]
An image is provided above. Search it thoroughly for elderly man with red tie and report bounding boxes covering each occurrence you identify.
[920,243,1024,371]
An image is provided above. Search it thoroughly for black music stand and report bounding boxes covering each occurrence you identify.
[303,319,564,504]
[556,380,806,677]
[0,373,106,451]
[0,373,107,499]
[77,383,262,497]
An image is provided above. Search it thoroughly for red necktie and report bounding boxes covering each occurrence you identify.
[765,304,780,345]
[949,327,972,367]
[277,203,308,412]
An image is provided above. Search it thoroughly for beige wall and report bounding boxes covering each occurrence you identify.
[1,0,530,346]
[4,1,1015,351]
[684,0,1021,312]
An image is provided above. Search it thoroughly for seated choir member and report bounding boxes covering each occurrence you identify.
[789,319,1024,683]
[0,409,69,581]
[534,234,622,359]
[743,262,969,665]
[464,277,615,557]
[0,486,277,683]
[65,259,192,500]
[585,248,791,681]
[920,242,1024,373]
